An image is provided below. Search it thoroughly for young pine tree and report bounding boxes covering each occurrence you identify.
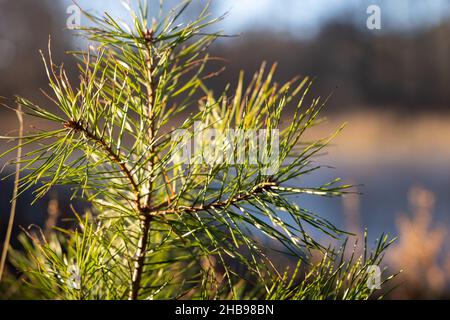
[0,1,394,300]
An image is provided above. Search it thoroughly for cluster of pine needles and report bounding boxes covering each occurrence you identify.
[0,0,396,300]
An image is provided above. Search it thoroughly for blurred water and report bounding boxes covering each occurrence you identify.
[298,162,450,244]
[2,161,449,248]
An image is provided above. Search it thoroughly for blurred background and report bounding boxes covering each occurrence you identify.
[1,0,450,299]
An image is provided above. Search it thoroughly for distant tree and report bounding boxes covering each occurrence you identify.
[0,0,72,104]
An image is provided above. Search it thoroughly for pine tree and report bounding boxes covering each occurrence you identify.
[0,1,395,300]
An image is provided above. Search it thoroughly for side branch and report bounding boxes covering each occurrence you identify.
[64,119,141,203]
[152,181,278,216]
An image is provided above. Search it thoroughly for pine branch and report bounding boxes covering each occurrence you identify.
[151,181,278,216]
[63,119,141,206]
[0,0,396,300]
[129,214,152,300]
[129,28,157,300]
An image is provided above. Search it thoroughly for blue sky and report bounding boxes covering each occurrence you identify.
[66,0,450,38]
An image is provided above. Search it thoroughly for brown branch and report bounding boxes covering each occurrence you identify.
[129,214,152,300]
[129,30,157,300]
[152,181,278,217]
[143,29,157,209]
[64,119,141,206]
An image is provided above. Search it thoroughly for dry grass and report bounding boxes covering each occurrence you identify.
[387,186,449,299]
[343,184,450,299]
[0,105,23,281]
[304,111,450,167]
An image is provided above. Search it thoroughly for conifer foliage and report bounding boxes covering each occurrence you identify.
[0,1,394,300]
